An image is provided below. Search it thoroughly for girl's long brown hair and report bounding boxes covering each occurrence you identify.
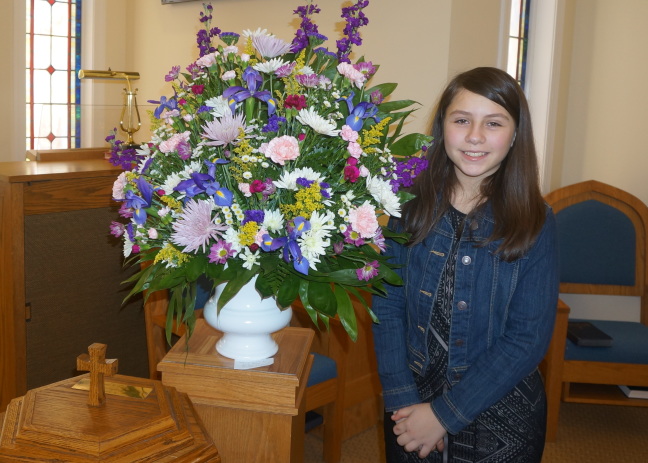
[401,67,546,262]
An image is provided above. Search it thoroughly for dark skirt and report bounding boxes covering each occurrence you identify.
[383,370,547,463]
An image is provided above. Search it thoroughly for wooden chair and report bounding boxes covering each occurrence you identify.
[542,180,648,441]
[143,288,347,463]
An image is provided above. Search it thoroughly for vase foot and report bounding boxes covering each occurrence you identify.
[216,333,279,361]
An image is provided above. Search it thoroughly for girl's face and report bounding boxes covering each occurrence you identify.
[443,89,516,190]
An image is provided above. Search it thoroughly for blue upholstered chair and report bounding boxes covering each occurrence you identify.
[143,278,346,463]
[542,180,648,441]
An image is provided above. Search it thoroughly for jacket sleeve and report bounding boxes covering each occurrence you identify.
[371,230,422,412]
[431,209,560,434]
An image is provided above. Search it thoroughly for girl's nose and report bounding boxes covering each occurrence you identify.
[466,127,485,144]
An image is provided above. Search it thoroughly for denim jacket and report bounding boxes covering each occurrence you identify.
[372,203,559,434]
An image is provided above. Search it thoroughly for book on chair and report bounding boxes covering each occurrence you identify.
[567,321,613,347]
[618,385,648,399]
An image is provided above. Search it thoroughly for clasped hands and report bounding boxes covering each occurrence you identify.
[392,403,447,459]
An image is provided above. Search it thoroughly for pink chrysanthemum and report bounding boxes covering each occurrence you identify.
[171,199,227,253]
[252,35,292,58]
[202,112,248,146]
[356,260,379,281]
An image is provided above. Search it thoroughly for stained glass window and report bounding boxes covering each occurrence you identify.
[507,0,531,89]
[26,0,82,150]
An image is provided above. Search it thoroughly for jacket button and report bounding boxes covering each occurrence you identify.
[418,325,425,333]
[461,255,471,265]
[457,301,468,310]
[455,339,464,347]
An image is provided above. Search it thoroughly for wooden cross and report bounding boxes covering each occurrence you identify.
[76,343,119,407]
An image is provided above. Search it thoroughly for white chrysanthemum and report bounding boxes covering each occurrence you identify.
[263,209,284,233]
[296,107,340,136]
[222,227,242,254]
[240,248,261,270]
[205,96,232,118]
[253,57,289,73]
[309,210,336,235]
[298,230,330,270]
[274,167,326,190]
[160,172,184,195]
[300,65,315,75]
[366,174,402,217]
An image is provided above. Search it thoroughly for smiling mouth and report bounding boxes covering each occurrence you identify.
[463,151,487,158]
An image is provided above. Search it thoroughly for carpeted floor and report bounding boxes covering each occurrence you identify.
[304,402,648,462]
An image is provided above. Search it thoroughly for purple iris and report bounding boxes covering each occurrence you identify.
[147,94,179,119]
[174,159,233,206]
[260,217,311,275]
[223,67,277,115]
[338,92,379,131]
[124,177,153,225]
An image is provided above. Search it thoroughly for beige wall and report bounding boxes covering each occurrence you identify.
[128,0,454,144]
[559,0,648,206]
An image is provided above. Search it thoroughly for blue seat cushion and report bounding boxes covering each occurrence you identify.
[307,352,337,387]
[565,319,648,364]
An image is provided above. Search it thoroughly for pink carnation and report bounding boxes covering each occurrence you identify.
[159,131,190,154]
[264,135,300,165]
[348,202,379,238]
[238,183,252,197]
[340,125,359,142]
[337,62,366,88]
[112,172,127,200]
[347,142,363,158]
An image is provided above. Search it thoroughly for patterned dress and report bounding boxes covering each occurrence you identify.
[384,207,546,463]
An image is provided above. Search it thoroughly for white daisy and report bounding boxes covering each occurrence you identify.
[274,167,326,190]
[240,247,261,270]
[253,58,289,74]
[242,28,270,39]
[296,107,340,136]
[366,174,402,217]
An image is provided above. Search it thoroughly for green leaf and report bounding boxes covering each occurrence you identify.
[378,264,403,286]
[308,281,337,317]
[185,254,208,281]
[366,82,397,99]
[276,273,300,308]
[389,133,434,157]
[298,279,319,326]
[378,99,418,113]
[216,268,256,310]
[334,285,358,341]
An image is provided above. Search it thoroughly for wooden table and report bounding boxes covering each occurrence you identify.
[158,320,313,463]
[0,157,144,412]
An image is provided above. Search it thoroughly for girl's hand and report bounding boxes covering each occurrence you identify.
[392,404,447,458]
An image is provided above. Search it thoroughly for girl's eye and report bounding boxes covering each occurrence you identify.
[487,121,503,127]
[454,118,469,125]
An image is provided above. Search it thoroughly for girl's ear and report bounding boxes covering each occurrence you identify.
[510,131,517,148]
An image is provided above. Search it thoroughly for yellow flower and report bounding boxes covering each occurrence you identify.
[161,195,183,212]
[238,221,259,246]
[280,183,324,219]
[154,243,190,267]
[361,117,391,153]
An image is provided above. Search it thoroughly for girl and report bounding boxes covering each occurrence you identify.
[372,67,559,462]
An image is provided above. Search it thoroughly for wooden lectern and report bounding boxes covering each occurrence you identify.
[158,320,314,463]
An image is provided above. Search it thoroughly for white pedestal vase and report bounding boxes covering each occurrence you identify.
[202,275,292,361]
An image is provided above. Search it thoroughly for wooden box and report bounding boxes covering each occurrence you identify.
[158,320,313,463]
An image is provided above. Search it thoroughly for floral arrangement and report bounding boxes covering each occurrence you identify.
[110,0,430,341]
